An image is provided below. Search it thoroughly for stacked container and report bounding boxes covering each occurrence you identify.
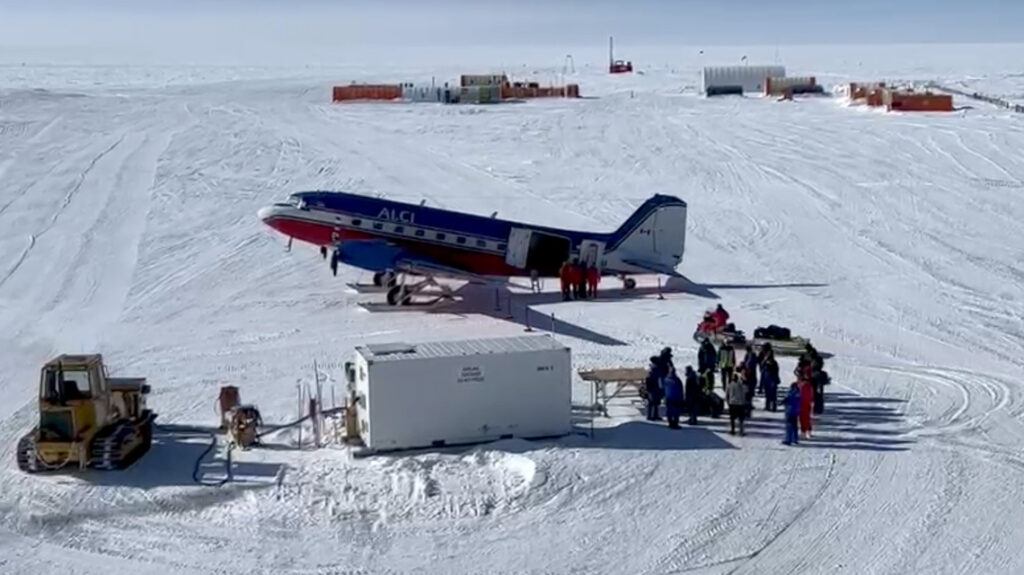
[460,74,508,87]
[765,76,819,96]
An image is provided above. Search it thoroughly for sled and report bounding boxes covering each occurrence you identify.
[751,336,811,356]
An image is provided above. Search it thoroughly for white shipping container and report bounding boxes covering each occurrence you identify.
[350,335,572,452]
[702,65,786,94]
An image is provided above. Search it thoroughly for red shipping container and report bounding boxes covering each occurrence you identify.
[332,84,402,102]
[887,92,953,112]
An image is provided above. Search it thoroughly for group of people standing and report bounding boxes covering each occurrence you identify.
[644,313,830,445]
[643,348,705,429]
[698,338,780,436]
[558,259,600,301]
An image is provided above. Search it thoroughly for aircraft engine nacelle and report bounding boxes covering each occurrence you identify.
[335,240,404,272]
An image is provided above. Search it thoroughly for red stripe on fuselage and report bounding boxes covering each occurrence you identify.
[264,215,524,276]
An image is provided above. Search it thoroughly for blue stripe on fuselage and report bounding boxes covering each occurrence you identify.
[294,190,596,247]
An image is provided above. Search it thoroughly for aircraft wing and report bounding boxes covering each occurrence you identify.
[622,258,684,278]
[394,256,494,285]
[335,239,508,286]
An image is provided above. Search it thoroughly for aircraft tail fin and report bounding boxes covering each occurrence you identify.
[608,195,688,273]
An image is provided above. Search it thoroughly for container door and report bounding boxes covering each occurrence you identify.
[579,239,606,269]
[505,228,532,269]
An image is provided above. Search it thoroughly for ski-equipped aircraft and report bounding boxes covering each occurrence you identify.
[257,191,687,305]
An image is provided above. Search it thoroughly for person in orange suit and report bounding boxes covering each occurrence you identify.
[559,260,572,301]
[586,264,600,298]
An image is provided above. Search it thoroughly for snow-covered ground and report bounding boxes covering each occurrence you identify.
[939,73,1024,106]
[2,44,1024,574]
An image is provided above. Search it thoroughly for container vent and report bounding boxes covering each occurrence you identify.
[365,343,417,356]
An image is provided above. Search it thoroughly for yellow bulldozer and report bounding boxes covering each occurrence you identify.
[16,354,156,473]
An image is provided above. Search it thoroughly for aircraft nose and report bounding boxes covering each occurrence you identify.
[257,206,274,222]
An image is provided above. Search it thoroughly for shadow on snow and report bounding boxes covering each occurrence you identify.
[22,425,281,531]
[419,275,829,347]
[65,424,284,489]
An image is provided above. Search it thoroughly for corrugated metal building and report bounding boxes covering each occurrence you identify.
[701,65,786,96]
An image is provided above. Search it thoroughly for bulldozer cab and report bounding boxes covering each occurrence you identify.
[38,355,109,442]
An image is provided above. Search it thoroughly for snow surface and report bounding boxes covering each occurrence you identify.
[2,45,1024,574]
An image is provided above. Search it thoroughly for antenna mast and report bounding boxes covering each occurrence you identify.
[609,35,614,67]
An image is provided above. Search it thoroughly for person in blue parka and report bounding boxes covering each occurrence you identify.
[663,368,684,429]
[782,382,802,445]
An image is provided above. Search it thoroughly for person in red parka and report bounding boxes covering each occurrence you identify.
[798,378,814,439]
[712,304,729,330]
[558,260,572,301]
[586,264,600,298]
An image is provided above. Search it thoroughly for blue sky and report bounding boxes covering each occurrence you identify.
[1,0,1020,64]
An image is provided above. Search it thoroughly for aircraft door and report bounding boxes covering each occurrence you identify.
[579,239,606,269]
[505,228,532,269]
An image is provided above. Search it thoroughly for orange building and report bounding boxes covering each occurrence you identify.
[332,85,403,102]
[885,91,953,112]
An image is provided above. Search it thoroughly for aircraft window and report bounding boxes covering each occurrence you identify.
[476,239,487,248]
[436,233,446,240]
[394,226,405,234]
[456,236,466,245]
[373,223,384,231]
[414,230,425,237]
[351,219,362,226]
[497,243,507,251]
